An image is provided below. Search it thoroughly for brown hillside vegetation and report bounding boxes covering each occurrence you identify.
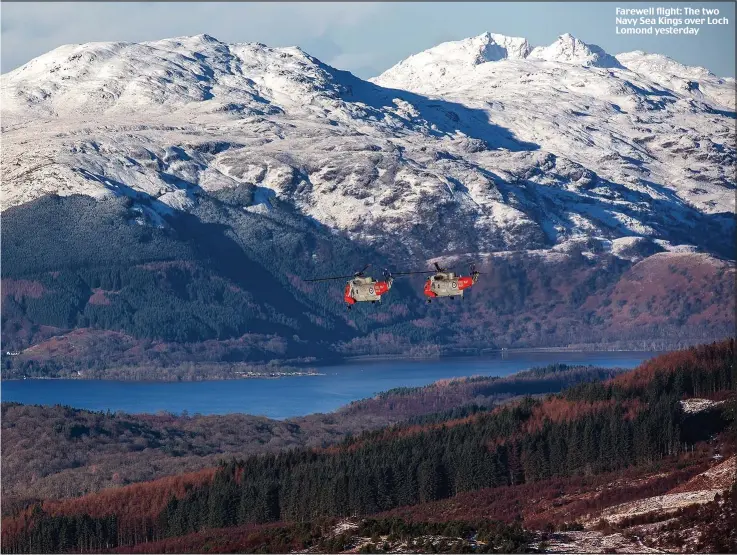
[330,339,733,452]
[45,469,216,520]
[1,469,215,547]
[1,279,47,300]
[2,340,734,553]
[3,252,734,375]
[1,363,620,511]
[380,455,714,527]
[585,253,734,331]
[613,337,735,391]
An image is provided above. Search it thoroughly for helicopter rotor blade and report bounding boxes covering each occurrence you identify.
[392,270,435,276]
[355,263,371,277]
[305,274,358,282]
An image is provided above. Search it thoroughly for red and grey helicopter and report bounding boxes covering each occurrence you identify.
[396,262,481,302]
[305,265,394,309]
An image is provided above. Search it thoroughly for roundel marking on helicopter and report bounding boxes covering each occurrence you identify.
[452,281,458,288]
[369,287,375,294]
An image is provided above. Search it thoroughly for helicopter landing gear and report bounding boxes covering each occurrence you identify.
[347,305,352,311]
[372,301,376,304]
[427,299,432,303]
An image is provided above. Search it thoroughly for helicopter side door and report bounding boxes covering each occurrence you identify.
[439,279,460,296]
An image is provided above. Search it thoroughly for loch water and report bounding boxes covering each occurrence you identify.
[1,351,656,419]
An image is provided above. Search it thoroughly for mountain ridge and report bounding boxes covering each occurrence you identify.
[2,32,733,252]
[1,32,734,363]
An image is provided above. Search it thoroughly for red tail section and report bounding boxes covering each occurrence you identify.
[457,276,474,290]
[374,281,390,295]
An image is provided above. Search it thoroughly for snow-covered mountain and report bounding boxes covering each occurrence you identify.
[527,33,623,68]
[2,32,735,260]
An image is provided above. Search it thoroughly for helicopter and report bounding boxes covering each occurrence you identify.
[396,262,481,302]
[305,265,394,309]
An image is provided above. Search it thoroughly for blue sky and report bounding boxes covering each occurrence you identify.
[2,2,734,77]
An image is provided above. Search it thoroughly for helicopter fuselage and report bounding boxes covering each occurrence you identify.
[424,271,477,299]
[344,276,393,305]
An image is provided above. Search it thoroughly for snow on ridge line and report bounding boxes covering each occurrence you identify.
[527,33,623,68]
[615,50,715,78]
[1,32,734,259]
[1,33,313,83]
[372,30,731,83]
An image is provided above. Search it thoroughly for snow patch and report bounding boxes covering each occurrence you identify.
[680,398,725,414]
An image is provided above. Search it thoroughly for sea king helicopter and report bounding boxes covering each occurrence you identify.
[396,262,481,302]
[306,262,480,308]
[305,265,394,309]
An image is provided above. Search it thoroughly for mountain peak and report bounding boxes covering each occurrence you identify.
[483,32,533,61]
[412,32,532,66]
[528,33,623,68]
[195,33,220,43]
[0,35,347,120]
[168,33,221,42]
[3,32,733,259]
[374,31,627,85]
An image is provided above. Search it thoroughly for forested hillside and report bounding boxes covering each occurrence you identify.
[1,363,621,512]
[2,340,733,553]
[3,193,734,379]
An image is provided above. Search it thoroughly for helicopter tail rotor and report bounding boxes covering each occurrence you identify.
[470,263,481,282]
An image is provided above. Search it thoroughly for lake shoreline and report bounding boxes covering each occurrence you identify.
[2,346,662,382]
[2,349,654,383]
[5,339,709,383]
[1,351,657,418]
[338,347,661,362]
[1,371,327,383]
